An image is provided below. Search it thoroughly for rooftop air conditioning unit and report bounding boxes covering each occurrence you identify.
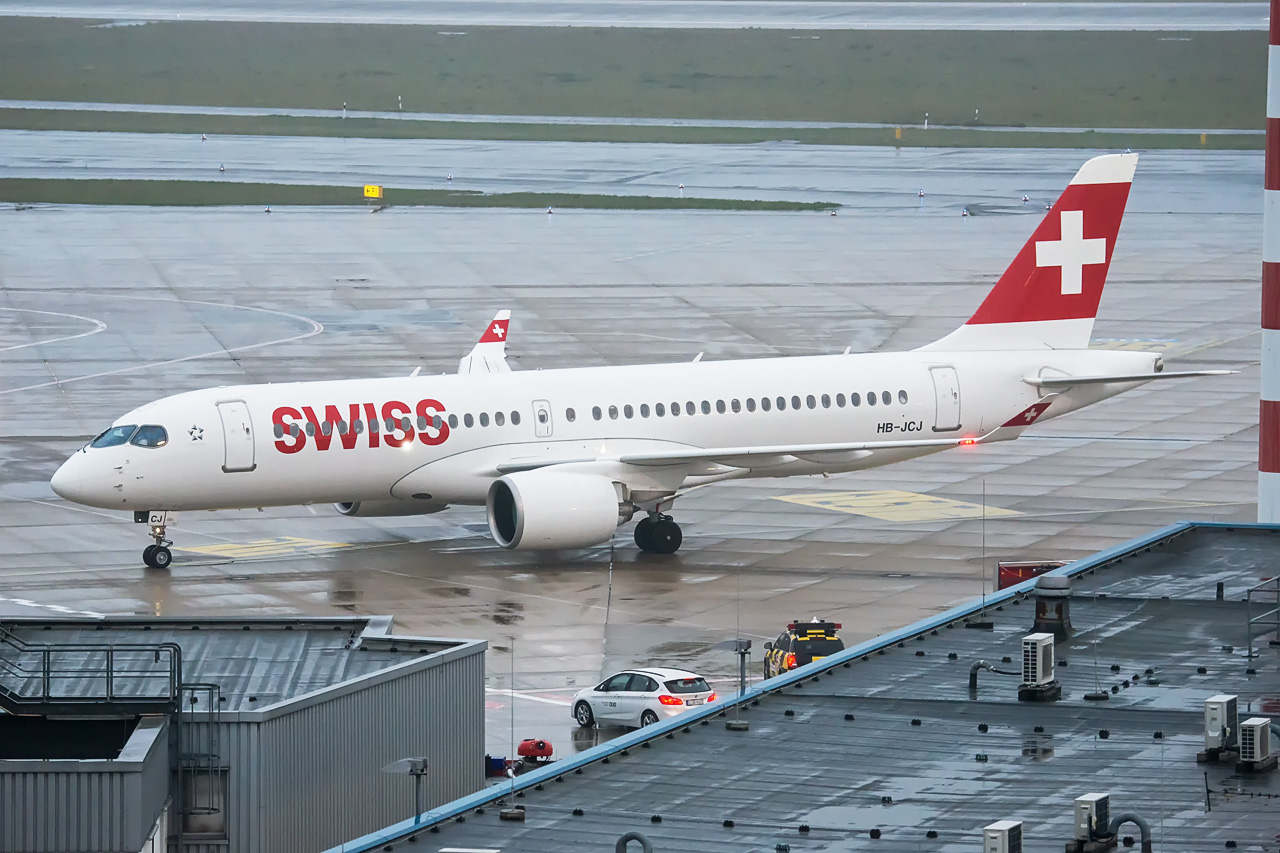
[1021,633,1055,687]
[984,820,1023,853]
[1204,694,1238,750]
[1074,792,1110,842]
[1239,717,1272,763]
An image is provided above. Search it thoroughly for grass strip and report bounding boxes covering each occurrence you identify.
[0,109,1259,150]
[0,178,837,210]
[0,20,1263,130]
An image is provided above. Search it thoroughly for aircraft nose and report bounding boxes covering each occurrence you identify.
[50,453,109,506]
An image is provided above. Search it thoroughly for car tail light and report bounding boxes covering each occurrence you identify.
[707,692,717,702]
[785,653,796,669]
[658,695,683,706]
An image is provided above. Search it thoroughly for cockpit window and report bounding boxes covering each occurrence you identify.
[130,425,169,448]
[90,425,138,448]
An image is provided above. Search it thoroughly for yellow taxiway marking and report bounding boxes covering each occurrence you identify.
[178,536,351,559]
[775,490,1020,522]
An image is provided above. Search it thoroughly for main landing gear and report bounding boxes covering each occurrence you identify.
[135,510,173,569]
[634,513,682,554]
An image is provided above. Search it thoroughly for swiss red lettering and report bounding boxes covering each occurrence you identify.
[272,406,306,454]
[274,398,449,453]
[381,400,414,447]
[416,398,450,446]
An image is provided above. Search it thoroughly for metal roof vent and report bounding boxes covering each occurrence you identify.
[1031,575,1072,640]
[983,819,1023,853]
[1018,633,1061,702]
[1239,717,1275,769]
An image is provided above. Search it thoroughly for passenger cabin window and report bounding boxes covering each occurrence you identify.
[565,408,576,422]
[511,411,521,425]
[898,390,909,404]
[836,393,846,407]
[701,401,711,415]
[882,390,892,406]
[448,414,459,429]
[716,400,726,414]
[130,425,168,448]
[867,392,877,407]
[624,404,634,419]
[761,397,771,412]
[791,396,802,410]
[495,411,505,426]
[640,404,650,418]
[731,399,741,413]
[464,413,474,428]
[821,394,831,409]
[655,403,665,417]
[850,392,861,407]
[592,406,603,421]
[745,398,756,412]
[806,395,816,409]
[608,405,619,420]
[479,412,490,427]
[685,401,695,416]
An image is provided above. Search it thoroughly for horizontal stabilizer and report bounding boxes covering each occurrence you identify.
[1024,369,1235,389]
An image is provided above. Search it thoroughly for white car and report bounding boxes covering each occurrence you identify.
[572,667,716,729]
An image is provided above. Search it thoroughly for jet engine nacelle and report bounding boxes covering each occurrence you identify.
[486,470,631,550]
[334,500,445,517]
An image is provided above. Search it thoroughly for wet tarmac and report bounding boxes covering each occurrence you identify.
[0,147,1261,755]
[0,131,1261,213]
[0,0,1265,30]
[3,100,1260,136]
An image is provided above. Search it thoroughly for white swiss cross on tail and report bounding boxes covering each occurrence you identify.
[921,152,1138,352]
[1035,210,1106,296]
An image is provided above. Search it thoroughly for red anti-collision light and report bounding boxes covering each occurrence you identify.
[658,695,683,706]
[959,438,976,446]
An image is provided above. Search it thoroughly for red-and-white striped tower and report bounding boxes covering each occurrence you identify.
[1264,0,1280,521]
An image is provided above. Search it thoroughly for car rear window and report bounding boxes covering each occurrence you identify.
[796,639,844,657]
[664,677,711,694]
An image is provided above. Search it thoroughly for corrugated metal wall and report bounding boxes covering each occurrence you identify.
[177,647,485,853]
[259,649,485,853]
[0,721,169,853]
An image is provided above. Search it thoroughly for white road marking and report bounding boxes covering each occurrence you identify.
[0,596,103,617]
[0,294,323,396]
[485,687,572,707]
[0,307,107,352]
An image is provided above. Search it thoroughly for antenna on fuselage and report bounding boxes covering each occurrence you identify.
[409,366,422,377]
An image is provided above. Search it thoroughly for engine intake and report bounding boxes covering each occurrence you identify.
[487,470,631,550]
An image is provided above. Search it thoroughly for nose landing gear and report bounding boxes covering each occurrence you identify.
[633,513,682,554]
[135,510,173,569]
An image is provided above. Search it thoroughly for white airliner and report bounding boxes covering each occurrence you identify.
[51,153,1226,568]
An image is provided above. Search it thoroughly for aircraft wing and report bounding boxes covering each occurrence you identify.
[616,433,990,468]
[457,310,512,374]
[1024,369,1234,389]
[494,433,992,475]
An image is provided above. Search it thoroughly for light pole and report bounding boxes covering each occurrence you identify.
[381,757,429,823]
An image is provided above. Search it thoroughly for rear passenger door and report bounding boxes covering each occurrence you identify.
[616,675,658,726]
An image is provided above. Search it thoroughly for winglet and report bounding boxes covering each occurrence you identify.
[458,311,512,374]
